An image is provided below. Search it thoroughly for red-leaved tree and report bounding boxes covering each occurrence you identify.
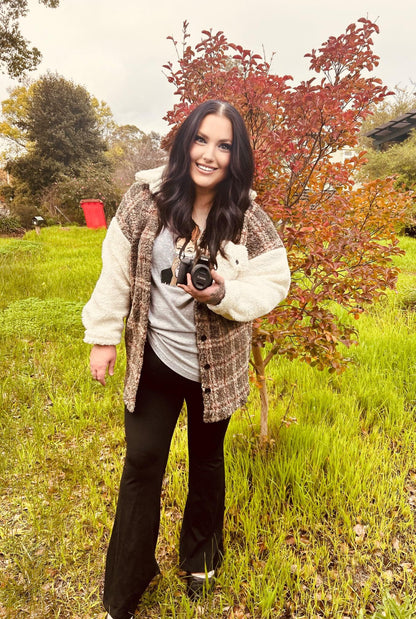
[162,19,410,439]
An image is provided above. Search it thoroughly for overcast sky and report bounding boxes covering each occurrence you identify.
[1,0,415,135]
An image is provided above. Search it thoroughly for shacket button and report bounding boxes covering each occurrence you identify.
[204,387,211,394]
[204,363,210,370]
[200,335,207,342]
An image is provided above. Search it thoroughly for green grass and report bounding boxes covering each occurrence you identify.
[0,227,415,618]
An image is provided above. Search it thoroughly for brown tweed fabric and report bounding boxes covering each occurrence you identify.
[116,182,284,423]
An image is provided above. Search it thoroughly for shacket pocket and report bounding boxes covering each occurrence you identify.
[216,242,249,280]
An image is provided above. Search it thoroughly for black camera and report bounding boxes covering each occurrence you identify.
[177,255,213,290]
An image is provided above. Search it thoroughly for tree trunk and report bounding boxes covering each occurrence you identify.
[251,343,269,442]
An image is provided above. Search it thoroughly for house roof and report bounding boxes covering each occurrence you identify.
[366,109,416,148]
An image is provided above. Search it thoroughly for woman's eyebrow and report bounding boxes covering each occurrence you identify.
[197,131,232,143]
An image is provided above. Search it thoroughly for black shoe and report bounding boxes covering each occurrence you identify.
[185,573,216,601]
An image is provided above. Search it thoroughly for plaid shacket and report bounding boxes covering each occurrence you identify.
[103,182,287,423]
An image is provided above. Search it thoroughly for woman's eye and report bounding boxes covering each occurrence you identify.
[195,135,205,143]
[219,143,232,151]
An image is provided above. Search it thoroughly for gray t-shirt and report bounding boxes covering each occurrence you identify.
[147,226,201,382]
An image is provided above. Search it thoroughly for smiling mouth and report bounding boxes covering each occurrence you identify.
[196,163,217,173]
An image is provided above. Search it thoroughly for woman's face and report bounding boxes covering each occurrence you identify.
[189,113,233,196]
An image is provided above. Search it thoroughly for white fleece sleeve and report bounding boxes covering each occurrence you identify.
[207,246,290,322]
[82,218,131,344]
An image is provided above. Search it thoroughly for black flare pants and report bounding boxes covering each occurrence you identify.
[103,343,230,619]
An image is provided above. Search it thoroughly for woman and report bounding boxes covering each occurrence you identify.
[82,100,290,619]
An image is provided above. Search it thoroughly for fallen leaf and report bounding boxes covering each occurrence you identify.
[353,523,367,539]
[392,537,400,550]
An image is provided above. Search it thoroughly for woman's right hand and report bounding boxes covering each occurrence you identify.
[90,344,117,386]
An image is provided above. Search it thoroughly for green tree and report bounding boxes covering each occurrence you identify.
[91,97,117,141]
[8,73,107,194]
[0,75,167,225]
[0,0,60,78]
[0,82,112,159]
[0,80,34,158]
[1,74,113,226]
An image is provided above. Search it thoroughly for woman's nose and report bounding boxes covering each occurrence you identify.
[202,144,215,161]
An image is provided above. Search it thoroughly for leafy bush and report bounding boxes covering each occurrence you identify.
[41,163,123,224]
[0,214,24,234]
[4,192,39,228]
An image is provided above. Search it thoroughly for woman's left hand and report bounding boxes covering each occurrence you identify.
[178,269,225,305]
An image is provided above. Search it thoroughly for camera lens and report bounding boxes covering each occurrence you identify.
[191,263,212,290]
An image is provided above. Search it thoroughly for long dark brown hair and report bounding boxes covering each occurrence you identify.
[155,100,254,264]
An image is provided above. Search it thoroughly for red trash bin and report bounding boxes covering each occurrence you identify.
[80,199,107,229]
